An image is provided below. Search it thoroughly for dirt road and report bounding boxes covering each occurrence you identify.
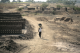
[14,16,58,53]
[13,16,80,53]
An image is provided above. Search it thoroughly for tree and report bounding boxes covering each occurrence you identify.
[1,0,10,3]
[41,3,48,8]
[47,0,77,6]
[47,0,60,3]
[28,0,34,2]
[47,0,76,3]
[47,0,63,3]
[32,0,34,2]
[13,0,16,2]
[47,0,51,3]
[17,0,21,2]
[64,0,77,6]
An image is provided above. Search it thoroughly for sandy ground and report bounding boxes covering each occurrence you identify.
[14,16,57,53]
[13,15,80,53]
[3,4,26,13]
[2,3,80,53]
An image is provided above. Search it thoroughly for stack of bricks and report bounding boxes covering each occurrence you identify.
[0,13,26,34]
[0,25,22,34]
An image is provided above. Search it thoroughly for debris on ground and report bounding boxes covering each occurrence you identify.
[0,39,22,53]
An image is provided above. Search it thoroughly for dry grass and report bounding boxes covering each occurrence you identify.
[27,3,64,8]
[0,3,18,13]
[0,3,18,9]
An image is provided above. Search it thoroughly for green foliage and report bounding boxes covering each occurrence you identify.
[41,3,48,8]
[64,1,76,6]
[1,0,10,3]
[17,0,21,2]
[47,0,77,4]
[28,0,34,2]
[74,7,80,11]
[47,0,56,3]
[47,0,65,3]
[58,0,63,3]
[64,5,80,11]
[57,5,62,8]
[17,7,23,11]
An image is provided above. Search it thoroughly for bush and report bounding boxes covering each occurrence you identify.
[41,3,48,8]
[17,7,23,11]
[64,5,80,11]
[57,5,62,8]
[64,1,76,6]
[74,7,80,11]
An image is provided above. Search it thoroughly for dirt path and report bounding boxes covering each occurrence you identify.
[14,16,60,53]
[14,16,80,53]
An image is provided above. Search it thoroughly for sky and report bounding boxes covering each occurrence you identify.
[10,0,47,2]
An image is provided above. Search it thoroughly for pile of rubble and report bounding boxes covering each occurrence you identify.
[0,39,20,53]
[55,17,73,23]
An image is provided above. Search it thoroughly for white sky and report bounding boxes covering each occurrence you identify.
[10,0,47,2]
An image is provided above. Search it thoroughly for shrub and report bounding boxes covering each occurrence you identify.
[17,7,23,11]
[41,3,48,8]
[74,7,80,11]
[57,5,62,8]
[64,5,80,11]
[64,1,76,6]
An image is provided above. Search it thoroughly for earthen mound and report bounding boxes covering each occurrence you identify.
[64,18,73,22]
[60,17,66,21]
[36,17,48,21]
[55,17,73,22]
